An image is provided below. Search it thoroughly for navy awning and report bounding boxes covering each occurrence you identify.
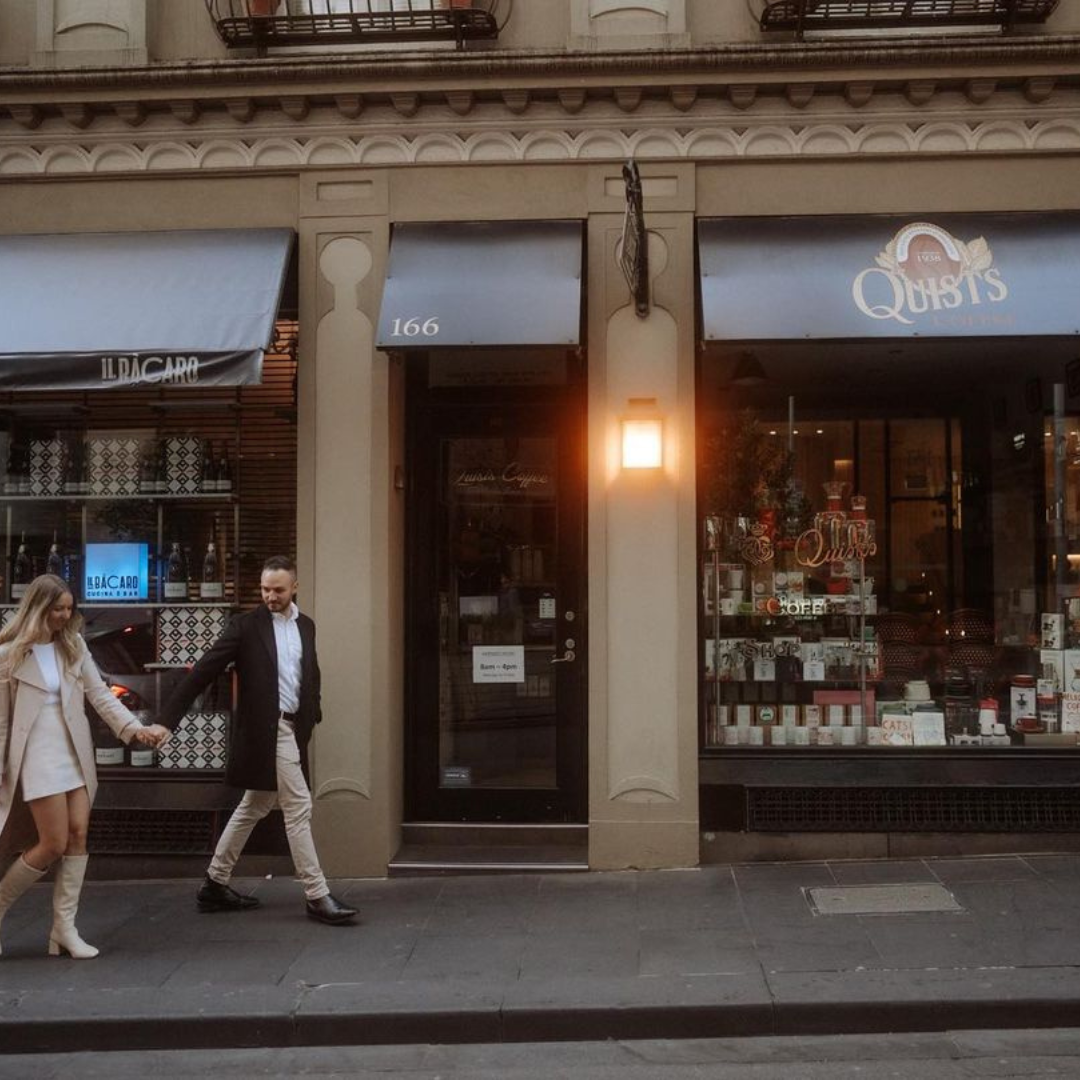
[699,213,1080,342]
[0,228,293,390]
[377,221,583,349]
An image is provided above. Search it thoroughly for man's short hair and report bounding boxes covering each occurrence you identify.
[262,555,297,576]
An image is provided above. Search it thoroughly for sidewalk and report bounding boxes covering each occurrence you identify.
[2,852,1080,1054]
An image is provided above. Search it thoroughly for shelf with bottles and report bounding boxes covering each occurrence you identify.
[2,429,235,502]
[91,667,231,773]
[5,513,237,608]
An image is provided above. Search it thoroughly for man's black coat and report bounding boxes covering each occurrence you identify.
[159,605,322,791]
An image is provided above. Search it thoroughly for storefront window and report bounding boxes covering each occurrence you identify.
[700,340,1080,752]
[0,338,298,771]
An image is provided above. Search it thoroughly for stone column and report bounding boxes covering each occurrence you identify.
[297,173,404,878]
[586,164,699,869]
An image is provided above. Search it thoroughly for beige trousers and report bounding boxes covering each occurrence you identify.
[208,718,329,901]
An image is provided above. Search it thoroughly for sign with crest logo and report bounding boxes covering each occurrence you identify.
[700,213,1080,340]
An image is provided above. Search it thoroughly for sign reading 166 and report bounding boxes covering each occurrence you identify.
[388,317,440,338]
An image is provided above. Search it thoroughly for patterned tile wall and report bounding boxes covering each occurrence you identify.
[157,606,229,665]
[158,711,228,770]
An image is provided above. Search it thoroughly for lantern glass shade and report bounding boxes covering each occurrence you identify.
[621,416,663,470]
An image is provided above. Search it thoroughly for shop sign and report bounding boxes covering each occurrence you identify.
[620,159,650,318]
[0,350,263,392]
[472,645,525,684]
[699,213,1080,340]
[453,462,553,494]
[795,523,877,568]
[853,222,1007,328]
[83,542,150,602]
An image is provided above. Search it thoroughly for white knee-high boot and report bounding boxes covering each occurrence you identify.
[0,856,47,956]
[48,854,98,959]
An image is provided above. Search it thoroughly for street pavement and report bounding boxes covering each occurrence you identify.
[2,853,1080,1055]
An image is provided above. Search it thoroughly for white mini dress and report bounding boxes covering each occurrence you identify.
[19,643,85,801]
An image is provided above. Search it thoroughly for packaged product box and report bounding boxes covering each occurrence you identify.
[1041,612,1065,649]
[1040,649,1064,692]
[1061,692,1080,733]
[781,703,800,727]
[1063,650,1080,694]
[876,700,908,722]
[735,704,754,726]
[753,657,776,681]
[802,704,822,728]
[814,688,877,714]
[880,713,915,746]
[910,710,947,746]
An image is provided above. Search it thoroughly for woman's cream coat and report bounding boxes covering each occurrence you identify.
[0,636,139,854]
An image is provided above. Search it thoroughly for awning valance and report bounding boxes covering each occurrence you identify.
[376,221,583,349]
[0,228,294,391]
[699,213,1080,342]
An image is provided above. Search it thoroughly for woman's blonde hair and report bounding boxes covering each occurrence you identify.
[0,574,83,672]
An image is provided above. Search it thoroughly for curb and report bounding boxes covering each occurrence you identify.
[3,998,1079,1055]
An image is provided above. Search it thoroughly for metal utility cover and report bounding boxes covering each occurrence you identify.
[0,228,293,390]
[806,884,963,916]
[377,221,583,348]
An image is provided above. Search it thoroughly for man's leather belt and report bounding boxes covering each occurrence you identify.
[280,711,298,722]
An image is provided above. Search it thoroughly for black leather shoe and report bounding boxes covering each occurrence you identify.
[305,894,357,925]
[196,876,260,913]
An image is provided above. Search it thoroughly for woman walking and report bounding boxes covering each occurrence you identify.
[0,574,167,958]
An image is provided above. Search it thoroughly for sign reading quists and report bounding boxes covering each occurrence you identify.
[699,212,1080,340]
[83,543,150,602]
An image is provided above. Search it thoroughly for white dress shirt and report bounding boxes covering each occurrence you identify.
[31,642,62,705]
[272,602,302,716]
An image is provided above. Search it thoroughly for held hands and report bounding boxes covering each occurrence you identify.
[133,724,170,748]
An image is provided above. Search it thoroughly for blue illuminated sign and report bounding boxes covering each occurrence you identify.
[83,543,149,602]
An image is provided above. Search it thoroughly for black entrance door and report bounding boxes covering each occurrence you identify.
[406,357,586,822]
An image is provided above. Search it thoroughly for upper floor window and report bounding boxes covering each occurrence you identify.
[205,0,501,53]
[759,0,1061,40]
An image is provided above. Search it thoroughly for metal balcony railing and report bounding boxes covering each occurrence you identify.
[205,0,501,53]
[760,0,1060,37]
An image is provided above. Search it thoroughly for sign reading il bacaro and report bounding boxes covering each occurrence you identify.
[699,212,1080,340]
[0,349,263,392]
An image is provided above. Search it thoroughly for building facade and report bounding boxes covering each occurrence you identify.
[2,0,1080,876]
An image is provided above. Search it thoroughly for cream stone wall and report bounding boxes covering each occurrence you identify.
[297,173,404,878]
[586,163,699,869]
[33,0,148,68]
[0,0,33,66]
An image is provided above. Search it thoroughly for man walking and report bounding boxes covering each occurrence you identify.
[159,555,356,925]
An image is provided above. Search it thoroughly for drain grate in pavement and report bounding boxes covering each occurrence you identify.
[806,883,963,916]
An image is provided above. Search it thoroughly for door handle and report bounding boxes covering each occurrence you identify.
[550,650,576,664]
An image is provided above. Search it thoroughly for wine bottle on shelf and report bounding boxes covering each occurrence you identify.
[4,439,24,495]
[46,531,64,578]
[216,449,233,494]
[138,442,158,495]
[126,693,155,768]
[12,533,32,600]
[62,436,83,495]
[163,541,189,601]
[154,438,169,495]
[200,439,218,494]
[200,539,223,601]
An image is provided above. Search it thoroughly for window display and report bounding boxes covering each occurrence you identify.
[0,345,298,774]
[700,381,1080,753]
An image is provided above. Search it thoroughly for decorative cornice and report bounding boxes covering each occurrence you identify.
[3,35,1080,94]
[3,115,1079,177]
